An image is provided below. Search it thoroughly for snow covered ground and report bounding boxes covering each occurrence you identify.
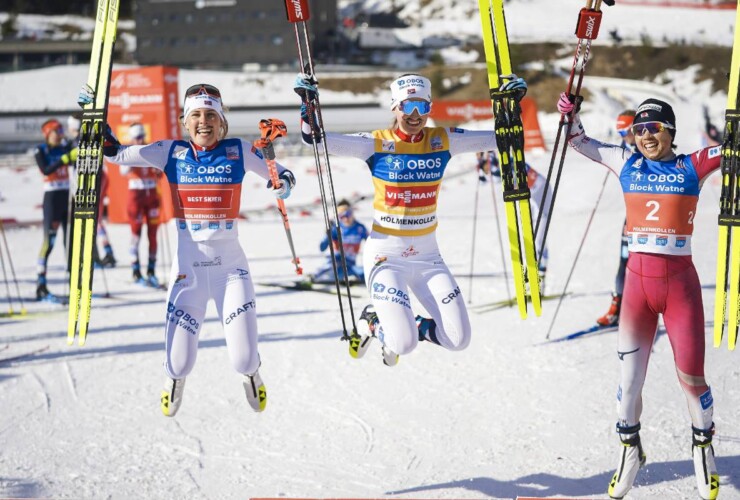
[1,66,740,499]
[1,1,740,497]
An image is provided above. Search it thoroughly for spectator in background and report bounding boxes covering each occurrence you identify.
[118,123,162,287]
[34,119,76,302]
[311,199,368,284]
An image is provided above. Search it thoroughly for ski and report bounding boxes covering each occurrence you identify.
[0,345,50,365]
[544,324,618,344]
[471,293,568,313]
[478,0,541,319]
[714,0,740,351]
[67,0,119,347]
[258,281,365,299]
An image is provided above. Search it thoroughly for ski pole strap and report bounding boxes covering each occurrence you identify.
[574,6,603,40]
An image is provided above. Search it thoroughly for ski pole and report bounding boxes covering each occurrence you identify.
[0,219,15,316]
[0,218,25,316]
[545,170,609,340]
[535,0,613,272]
[467,169,482,303]
[487,160,512,305]
[255,118,303,275]
[284,0,358,340]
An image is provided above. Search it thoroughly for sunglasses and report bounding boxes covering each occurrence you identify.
[617,129,631,138]
[398,100,431,116]
[185,84,221,100]
[631,122,674,137]
[338,209,353,219]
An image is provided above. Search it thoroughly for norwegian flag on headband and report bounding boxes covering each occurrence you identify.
[407,89,416,94]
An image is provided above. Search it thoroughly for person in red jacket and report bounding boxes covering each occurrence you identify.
[118,123,162,287]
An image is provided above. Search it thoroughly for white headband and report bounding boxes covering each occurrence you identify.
[182,93,225,123]
[390,75,432,110]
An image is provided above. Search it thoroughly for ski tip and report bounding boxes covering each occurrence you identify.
[66,336,75,346]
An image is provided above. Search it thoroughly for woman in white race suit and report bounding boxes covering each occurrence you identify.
[92,84,296,416]
[295,73,526,365]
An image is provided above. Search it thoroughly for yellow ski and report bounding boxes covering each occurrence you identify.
[714,0,740,351]
[67,0,119,346]
[478,0,540,318]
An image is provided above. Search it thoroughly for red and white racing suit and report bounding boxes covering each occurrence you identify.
[110,138,289,379]
[567,115,720,430]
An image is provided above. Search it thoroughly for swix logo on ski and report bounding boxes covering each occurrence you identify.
[441,286,461,304]
[225,300,256,325]
[167,302,200,335]
[385,185,438,208]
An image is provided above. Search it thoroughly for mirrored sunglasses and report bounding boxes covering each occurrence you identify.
[185,83,222,100]
[338,209,353,219]
[398,100,431,116]
[631,122,673,137]
[617,129,630,138]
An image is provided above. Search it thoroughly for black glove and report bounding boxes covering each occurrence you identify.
[103,125,121,157]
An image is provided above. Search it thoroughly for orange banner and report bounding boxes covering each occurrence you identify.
[430,97,546,151]
[105,66,181,223]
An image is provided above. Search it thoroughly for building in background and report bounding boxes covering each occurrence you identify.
[134,0,337,69]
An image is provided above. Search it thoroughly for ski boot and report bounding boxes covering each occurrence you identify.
[243,370,267,412]
[597,293,622,327]
[349,304,378,359]
[100,248,116,268]
[608,422,646,499]
[416,315,441,346]
[161,377,186,417]
[146,271,160,289]
[692,424,719,500]
[380,343,399,367]
[133,265,145,285]
[36,281,50,301]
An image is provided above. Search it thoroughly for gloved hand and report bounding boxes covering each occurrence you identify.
[61,147,79,165]
[294,73,318,102]
[103,125,121,157]
[78,84,95,108]
[500,74,527,101]
[557,92,583,115]
[267,170,296,200]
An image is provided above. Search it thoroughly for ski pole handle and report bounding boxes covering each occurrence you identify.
[254,118,302,275]
[257,118,288,188]
[284,0,311,23]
